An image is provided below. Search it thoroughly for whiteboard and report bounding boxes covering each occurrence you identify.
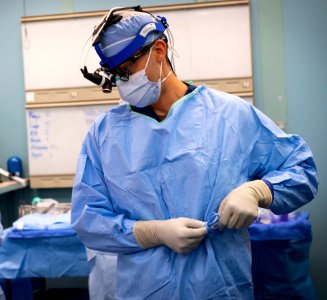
[21,4,252,89]
[26,104,113,176]
[22,18,100,89]
[156,5,252,80]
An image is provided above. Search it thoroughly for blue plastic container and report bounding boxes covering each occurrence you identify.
[7,156,23,177]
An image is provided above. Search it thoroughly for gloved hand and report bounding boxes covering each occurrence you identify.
[133,217,208,255]
[218,180,272,230]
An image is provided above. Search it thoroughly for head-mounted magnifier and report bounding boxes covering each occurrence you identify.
[81,6,169,93]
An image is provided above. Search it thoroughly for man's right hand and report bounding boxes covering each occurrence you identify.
[133,217,208,255]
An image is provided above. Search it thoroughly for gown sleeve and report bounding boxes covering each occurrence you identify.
[71,123,143,254]
[246,105,318,214]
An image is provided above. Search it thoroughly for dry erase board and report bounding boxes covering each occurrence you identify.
[157,5,252,81]
[26,104,112,177]
[21,2,252,90]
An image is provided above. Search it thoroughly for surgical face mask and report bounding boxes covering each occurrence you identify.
[116,47,171,108]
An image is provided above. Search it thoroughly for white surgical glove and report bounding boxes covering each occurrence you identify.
[133,217,208,255]
[218,180,272,230]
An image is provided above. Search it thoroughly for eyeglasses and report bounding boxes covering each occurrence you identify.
[114,41,155,81]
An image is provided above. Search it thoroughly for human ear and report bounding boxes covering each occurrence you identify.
[153,39,167,63]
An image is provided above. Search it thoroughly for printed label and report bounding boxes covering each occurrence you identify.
[140,23,156,37]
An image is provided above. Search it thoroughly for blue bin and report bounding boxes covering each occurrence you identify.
[249,212,316,300]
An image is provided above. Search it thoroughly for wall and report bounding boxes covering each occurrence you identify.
[251,1,327,298]
[0,0,326,298]
[282,0,327,297]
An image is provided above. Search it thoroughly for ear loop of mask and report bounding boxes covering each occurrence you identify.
[144,46,153,74]
[145,45,172,84]
[161,65,172,84]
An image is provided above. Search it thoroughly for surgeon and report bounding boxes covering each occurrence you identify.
[71,6,318,300]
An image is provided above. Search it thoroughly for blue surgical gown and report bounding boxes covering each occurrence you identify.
[71,86,318,300]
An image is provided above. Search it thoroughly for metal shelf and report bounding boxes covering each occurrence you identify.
[0,180,28,195]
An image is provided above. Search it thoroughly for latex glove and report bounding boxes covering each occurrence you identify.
[133,217,208,255]
[218,180,272,230]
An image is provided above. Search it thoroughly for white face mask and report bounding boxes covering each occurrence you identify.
[116,47,171,108]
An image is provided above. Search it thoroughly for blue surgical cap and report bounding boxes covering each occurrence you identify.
[100,11,162,59]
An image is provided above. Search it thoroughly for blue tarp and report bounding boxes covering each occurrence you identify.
[8,212,75,238]
[0,228,89,279]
